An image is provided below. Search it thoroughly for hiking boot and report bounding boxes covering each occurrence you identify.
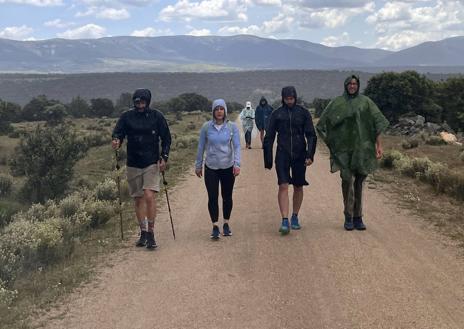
[279,218,290,235]
[222,223,232,236]
[344,215,354,231]
[290,214,301,230]
[211,225,220,240]
[353,216,366,230]
[135,230,147,247]
[146,231,157,250]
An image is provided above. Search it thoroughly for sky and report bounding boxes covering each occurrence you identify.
[0,0,463,50]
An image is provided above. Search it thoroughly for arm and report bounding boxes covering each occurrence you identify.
[232,123,241,176]
[263,111,277,169]
[304,110,317,164]
[375,134,383,159]
[195,123,208,176]
[111,114,126,149]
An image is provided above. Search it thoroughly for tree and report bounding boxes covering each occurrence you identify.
[67,96,91,118]
[166,93,210,113]
[435,77,464,132]
[114,92,133,117]
[9,124,88,202]
[21,95,58,121]
[312,98,331,118]
[44,104,67,126]
[0,99,21,123]
[364,71,436,123]
[90,98,114,117]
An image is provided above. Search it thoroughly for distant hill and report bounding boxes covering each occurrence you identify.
[1,34,463,74]
[0,70,453,106]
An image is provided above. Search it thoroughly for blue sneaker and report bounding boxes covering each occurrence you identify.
[279,218,290,235]
[353,216,366,230]
[222,223,232,236]
[210,225,220,240]
[344,215,354,231]
[290,214,301,230]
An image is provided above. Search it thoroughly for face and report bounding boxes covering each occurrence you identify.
[284,96,295,107]
[135,99,147,110]
[347,79,359,95]
[214,106,225,121]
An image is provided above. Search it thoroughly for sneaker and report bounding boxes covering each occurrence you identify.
[344,215,354,231]
[290,214,301,230]
[135,231,147,247]
[222,223,232,236]
[279,218,290,235]
[353,217,366,230]
[146,231,157,250]
[210,225,220,240]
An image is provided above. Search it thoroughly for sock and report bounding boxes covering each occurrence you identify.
[147,219,155,233]
[292,213,298,218]
[223,219,229,225]
[139,219,147,232]
[282,217,288,221]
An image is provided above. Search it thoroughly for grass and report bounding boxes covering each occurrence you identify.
[0,111,211,329]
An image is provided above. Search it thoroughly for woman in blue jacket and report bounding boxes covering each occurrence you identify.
[195,99,241,239]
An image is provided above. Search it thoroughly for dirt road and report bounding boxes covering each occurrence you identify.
[41,129,464,329]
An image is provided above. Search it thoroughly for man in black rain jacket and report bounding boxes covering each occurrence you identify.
[263,86,317,235]
[112,88,171,249]
[255,96,274,145]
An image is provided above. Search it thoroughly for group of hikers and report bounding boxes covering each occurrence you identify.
[111,75,389,249]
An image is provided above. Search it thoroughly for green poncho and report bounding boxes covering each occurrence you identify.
[316,76,389,179]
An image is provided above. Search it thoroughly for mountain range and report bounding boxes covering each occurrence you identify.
[1,35,464,73]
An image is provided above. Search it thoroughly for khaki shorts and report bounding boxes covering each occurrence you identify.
[126,164,160,198]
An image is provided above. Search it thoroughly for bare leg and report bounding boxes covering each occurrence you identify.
[278,183,289,218]
[292,186,303,215]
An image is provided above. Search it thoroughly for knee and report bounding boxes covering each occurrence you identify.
[144,190,155,202]
[278,184,289,193]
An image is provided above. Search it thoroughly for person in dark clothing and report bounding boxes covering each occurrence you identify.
[263,86,317,234]
[255,96,274,145]
[112,88,171,249]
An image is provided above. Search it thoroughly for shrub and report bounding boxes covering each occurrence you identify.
[401,139,419,149]
[0,279,17,306]
[94,178,117,201]
[380,150,404,168]
[59,194,83,218]
[7,130,20,138]
[0,174,13,197]
[84,132,110,148]
[81,199,114,228]
[0,201,21,228]
[425,136,446,145]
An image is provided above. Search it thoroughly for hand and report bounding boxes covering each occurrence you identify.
[305,158,313,166]
[158,159,167,172]
[376,145,383,159]
[195,168,202,178]
[111,139,120,150]
[233,166,240,177]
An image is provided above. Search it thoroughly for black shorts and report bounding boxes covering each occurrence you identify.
[275,152,308,186]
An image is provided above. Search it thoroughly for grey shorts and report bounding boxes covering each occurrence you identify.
[126,164,160,198]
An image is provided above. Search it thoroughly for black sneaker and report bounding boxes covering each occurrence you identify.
[146,231,157,249]
[344,215,354,231]
[210,225,220,240]
[353,217,366,230]
[222,223,232,236]
[135,231,147,247]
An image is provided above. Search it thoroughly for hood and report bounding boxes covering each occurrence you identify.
[246,101,252,109]
[344,75,360,98]
[211,98,228,118]
[259,96,268,106]
[132,88,152,107]
[281,86,298,105]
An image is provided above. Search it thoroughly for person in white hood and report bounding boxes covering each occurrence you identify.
[240,101,255,149]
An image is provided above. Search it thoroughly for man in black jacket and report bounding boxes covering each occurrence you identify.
[263,86,317,234]
[112,88,171,249]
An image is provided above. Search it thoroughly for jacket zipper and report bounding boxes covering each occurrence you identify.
[288,107,293,160]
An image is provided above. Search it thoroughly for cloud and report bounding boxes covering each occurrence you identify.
[0,25,34,40]
[57,24,107,39]
[0,0,62,6]
[159,0,248,22]
[80,0,154,6]
[291,0,372,9]
[321,32,351,47]
[368,0,464,49]
[130,27,157,37]
[44,19,74,28]
[187,28,212,36]
[252,0,281,5]
[76,7,130,20]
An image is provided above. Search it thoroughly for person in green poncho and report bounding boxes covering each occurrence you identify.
[316,75,389,231]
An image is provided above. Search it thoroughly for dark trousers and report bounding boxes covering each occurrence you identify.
[341,173,367,218]
[245,131,252,145]
[204,166,236,223]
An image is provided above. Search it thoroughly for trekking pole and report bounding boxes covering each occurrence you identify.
[114,149,124,240]
[162,171,176,240]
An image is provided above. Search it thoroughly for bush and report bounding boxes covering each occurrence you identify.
[401,139,419,149]
[425,136,446,145]
[0,201,21,228]
[7,130,20,138]
[175,135,197,149]
[84,132,110,148]
[93,178,117,201]
[0,279,17,306]
[81,199,114,228]
[380,150,404,168]
[0,174,13,197]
